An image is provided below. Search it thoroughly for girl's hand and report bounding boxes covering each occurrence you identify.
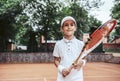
[73,60,83,70]
[62,68,70,77]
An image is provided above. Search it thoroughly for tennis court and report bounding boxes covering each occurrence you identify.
[0,62,120,81]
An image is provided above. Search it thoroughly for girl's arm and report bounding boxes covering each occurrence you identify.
[54,56,60,67]
[53,56,70,77]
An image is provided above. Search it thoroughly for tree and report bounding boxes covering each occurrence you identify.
[18,0,63,51]
[0,0,22,15]
[27,30,38,52]
[111,0,120,37]
[0,0,22,52]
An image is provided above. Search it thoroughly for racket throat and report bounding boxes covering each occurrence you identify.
[73,58,79,65]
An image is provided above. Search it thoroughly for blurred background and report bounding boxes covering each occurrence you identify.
[0,0,119,54]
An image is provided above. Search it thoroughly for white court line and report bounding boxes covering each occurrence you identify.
[43,78,47,81]
[0,77,56,81]
[85,75,120,78]
[0,78,43,81]
[90,64,120,74]
[0,76,119,81]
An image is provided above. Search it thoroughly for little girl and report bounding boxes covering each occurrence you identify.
[53,16,86,81]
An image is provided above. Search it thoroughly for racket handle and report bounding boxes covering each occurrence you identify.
[63,64,74,77]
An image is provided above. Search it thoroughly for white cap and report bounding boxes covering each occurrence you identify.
[61,16,77,27]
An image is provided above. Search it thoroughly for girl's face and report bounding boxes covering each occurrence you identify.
[61,20,77,37]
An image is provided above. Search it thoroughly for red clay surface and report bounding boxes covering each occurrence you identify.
[0,62,120,81]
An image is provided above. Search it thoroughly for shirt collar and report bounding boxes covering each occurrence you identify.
[63,37,76,43]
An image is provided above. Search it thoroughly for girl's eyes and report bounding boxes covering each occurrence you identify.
[64,23,74,27]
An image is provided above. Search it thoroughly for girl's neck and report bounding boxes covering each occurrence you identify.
[64,35,74,40]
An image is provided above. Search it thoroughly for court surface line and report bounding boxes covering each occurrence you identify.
[92,66,120,74]
[43,78,47,81]
[85,75,120,78]
[0,78,43,81]
[0,76,120,81]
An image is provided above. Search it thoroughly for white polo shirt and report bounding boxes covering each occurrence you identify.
[53,37,84,81]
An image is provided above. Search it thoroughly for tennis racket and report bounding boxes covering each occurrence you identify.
[63,19,117,77]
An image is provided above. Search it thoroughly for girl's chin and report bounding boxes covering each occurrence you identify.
[65,32,74,35]
[64,34,74,37]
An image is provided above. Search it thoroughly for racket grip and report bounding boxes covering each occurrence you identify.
[68,63,74,72]
[63,64,74,77]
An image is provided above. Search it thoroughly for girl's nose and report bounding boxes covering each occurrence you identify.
[68,25,72,28]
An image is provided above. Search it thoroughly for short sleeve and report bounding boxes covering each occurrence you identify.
[53,42,60,57]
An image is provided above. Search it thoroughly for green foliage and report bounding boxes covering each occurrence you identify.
[111,0,120,37]
[0,0,21,15]
[0,0,23,51]
[19,0,63,40]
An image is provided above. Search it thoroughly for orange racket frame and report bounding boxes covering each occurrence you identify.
[74,19,117,64]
